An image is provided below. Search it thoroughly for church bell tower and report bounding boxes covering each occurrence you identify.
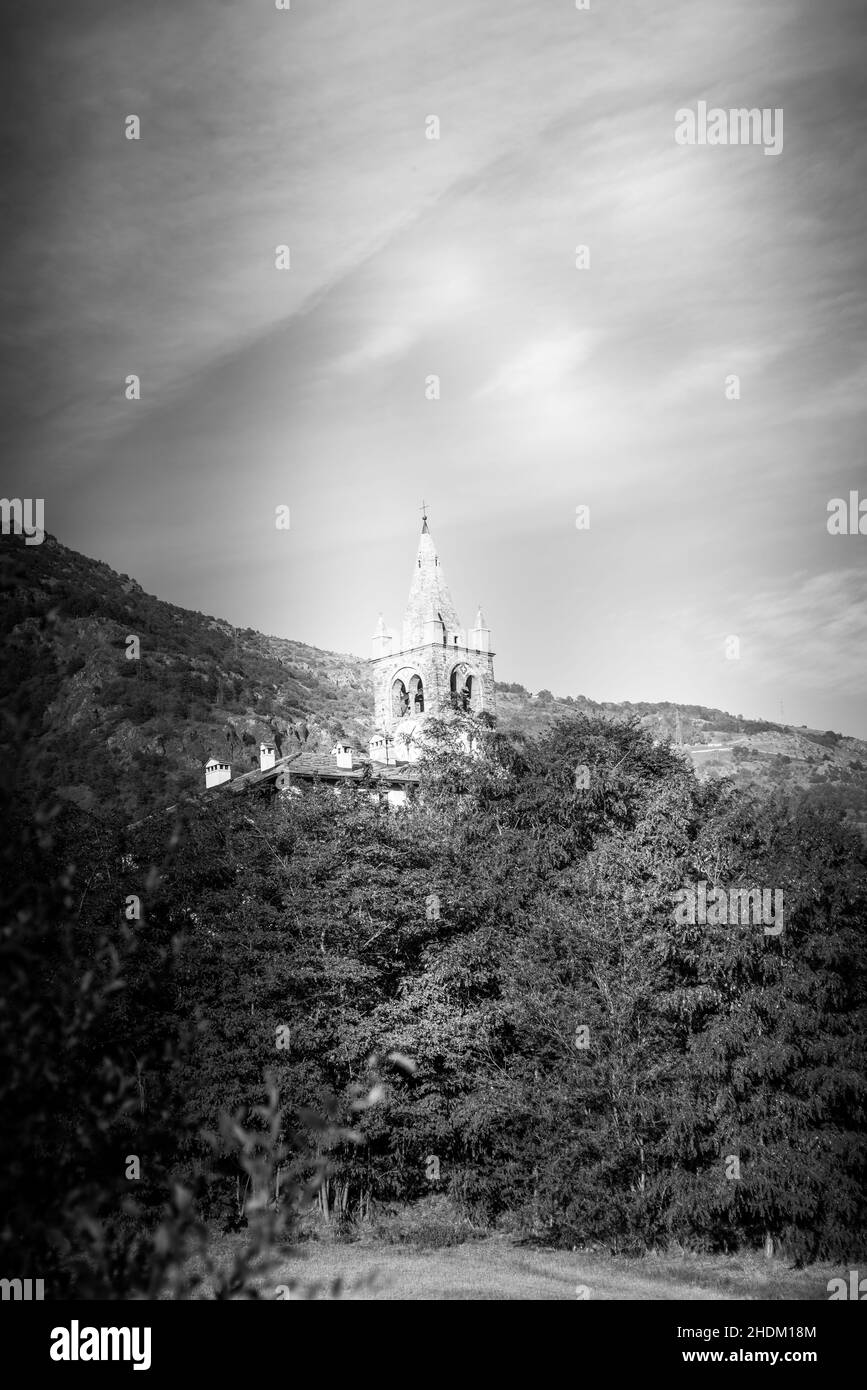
[369,507,496,762]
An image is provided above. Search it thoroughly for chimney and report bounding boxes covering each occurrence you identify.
[259,742,276,772]
[332,742,353,769]
[205,757,231,789]
[369,733,393,765]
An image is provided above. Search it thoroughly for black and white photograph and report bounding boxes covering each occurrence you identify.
[1,0,866,1357]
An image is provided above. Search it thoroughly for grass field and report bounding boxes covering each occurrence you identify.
[199,1234,840,1301]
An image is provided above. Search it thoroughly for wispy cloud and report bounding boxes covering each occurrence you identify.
[475,333,595,401]
[738,569,867,697]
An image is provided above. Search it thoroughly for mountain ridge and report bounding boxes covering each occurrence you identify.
[2,531,865,830]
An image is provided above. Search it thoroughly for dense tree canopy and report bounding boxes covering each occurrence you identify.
[2,710,865,1294]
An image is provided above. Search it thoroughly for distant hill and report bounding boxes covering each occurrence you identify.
[3,531,866,830]
[494,685,867,836]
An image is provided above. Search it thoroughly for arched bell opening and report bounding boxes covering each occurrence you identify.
[449,665,478,713]
[391,677,410,718]
[408,674,425,714]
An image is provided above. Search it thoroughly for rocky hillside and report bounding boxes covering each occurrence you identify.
[495,685,867,836]
[1,533,374,820]
[3,531,866,830]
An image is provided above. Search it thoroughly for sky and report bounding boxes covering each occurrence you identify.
[3,0,866,734]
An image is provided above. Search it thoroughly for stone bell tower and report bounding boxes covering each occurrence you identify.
[370,507,495,761]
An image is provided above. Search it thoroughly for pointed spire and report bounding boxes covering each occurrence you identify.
[402,515,461,648]
[470,604,491,652]
[372,610,393,658]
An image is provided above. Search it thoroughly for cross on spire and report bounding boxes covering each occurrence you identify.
[420,499,429,532]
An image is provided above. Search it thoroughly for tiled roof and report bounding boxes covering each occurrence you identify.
[226,750,420,790]
[127,750,420,829]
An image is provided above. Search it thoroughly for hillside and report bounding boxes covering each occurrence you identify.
[494,687,867,834]
[0,532,373,820]
[2,531,866,828]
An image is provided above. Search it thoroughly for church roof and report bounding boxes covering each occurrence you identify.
[221,750,420,791]
[127,749,418,828]
[402,520,462,648]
